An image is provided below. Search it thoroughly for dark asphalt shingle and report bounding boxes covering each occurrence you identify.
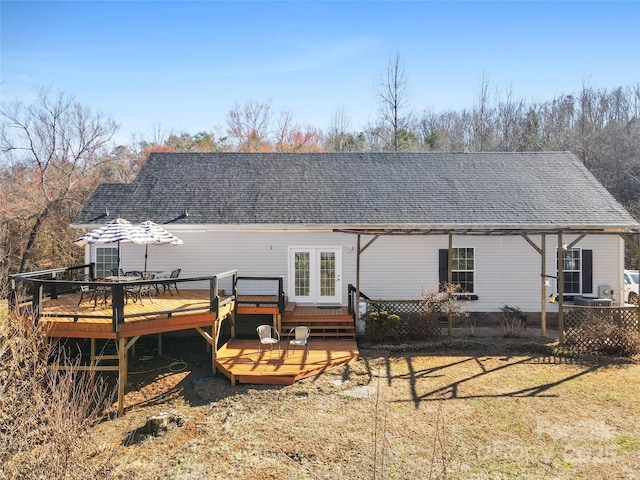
[73,152,639,229]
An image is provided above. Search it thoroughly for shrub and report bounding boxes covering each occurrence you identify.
[0,312,114,480]
[364,310,404,342]
[499,305,527,338]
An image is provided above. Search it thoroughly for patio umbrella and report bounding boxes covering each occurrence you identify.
[139,220,184,271]
[73,217,156,272]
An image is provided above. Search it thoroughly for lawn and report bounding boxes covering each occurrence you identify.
[85,336,640,480]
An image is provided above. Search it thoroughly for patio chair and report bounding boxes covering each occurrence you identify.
[163,268,181,296]
[79,275,111,308]
[111,268,125,277]
[287,326,310,358]
[78,275,97,306]
[125,273,155,306]
[257,324,280,357]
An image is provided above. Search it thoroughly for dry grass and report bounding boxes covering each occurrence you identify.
[72,335,640,480]
[0,313,115,480]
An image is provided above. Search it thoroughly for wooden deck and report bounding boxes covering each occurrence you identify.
[38,289,223,339]
[215,338,359,385]
[28,288,360,413]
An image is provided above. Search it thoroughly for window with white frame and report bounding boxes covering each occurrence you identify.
[452,247,475,293]
[557,248,581,295]
[96,246,118,278]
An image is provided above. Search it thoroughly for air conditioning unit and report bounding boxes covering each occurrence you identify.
[574,296,612,307]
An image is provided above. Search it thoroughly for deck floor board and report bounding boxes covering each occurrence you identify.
[215,339,359,384]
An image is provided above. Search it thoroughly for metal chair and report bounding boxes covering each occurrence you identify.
[257,324,280,357]
[287,326,310,358]
[163,268,181,295]
[78,275,110,308]
[125,273,155,306]
[78,275,96,306]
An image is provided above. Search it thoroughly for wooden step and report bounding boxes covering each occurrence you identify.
[281,322,355,340]
[280,305,356,340]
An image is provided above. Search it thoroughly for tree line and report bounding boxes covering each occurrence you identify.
[1,62,639,294]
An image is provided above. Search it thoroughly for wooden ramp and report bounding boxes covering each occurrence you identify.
[215,339,359,385]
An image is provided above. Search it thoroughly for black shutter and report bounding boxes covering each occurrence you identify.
[438,249,448,291]
[582,249,593,294]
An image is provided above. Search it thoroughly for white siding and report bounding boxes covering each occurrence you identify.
[88,230,625,312]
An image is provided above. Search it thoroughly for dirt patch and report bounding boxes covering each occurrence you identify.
[85,334,639,480]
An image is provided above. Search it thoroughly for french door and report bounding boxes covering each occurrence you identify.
[289,247,342,304]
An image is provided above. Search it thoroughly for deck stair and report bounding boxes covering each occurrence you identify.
[281,303,356,340]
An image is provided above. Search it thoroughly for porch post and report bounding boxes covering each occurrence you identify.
[355,234,361,331]
[541,234,547,337]
[558,233,564,344]
[447,232,453,337]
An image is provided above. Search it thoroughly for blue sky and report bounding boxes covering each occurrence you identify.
[2,1,639,145]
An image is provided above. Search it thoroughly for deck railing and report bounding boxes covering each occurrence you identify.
[9,264,95,302]
[347,283,372,318]
[234,276,285,313]
[8,266,238,333]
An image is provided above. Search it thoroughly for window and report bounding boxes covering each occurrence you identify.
[559,248,581,294]
[556,248,593,296]
[96,247,118,278]
[452,247,475,293]
[439,247,475,294]
[294,251,310,297]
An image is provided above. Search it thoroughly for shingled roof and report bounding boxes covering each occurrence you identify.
[73,151,639,233]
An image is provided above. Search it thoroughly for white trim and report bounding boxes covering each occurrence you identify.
[451,246,476,295]
[556,247,583,295]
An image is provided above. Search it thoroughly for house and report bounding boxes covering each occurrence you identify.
[73,151,640,324]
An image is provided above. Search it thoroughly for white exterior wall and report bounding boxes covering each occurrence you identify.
[359,233,625,312]
[87,229,625,312]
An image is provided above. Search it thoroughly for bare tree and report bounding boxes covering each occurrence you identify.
[325,105,364,152]
[0,87,119,273]
[471,71,494,151]
[375,52,413,151]
[226,99,273,152]
[494,84,525,151]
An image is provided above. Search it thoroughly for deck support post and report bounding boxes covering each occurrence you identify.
[212,319,221,374]
[157,333,163,356]
[90,338,97,390]
[195,325,218,375]
[117,337,127,415]
[116,336,140,415]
